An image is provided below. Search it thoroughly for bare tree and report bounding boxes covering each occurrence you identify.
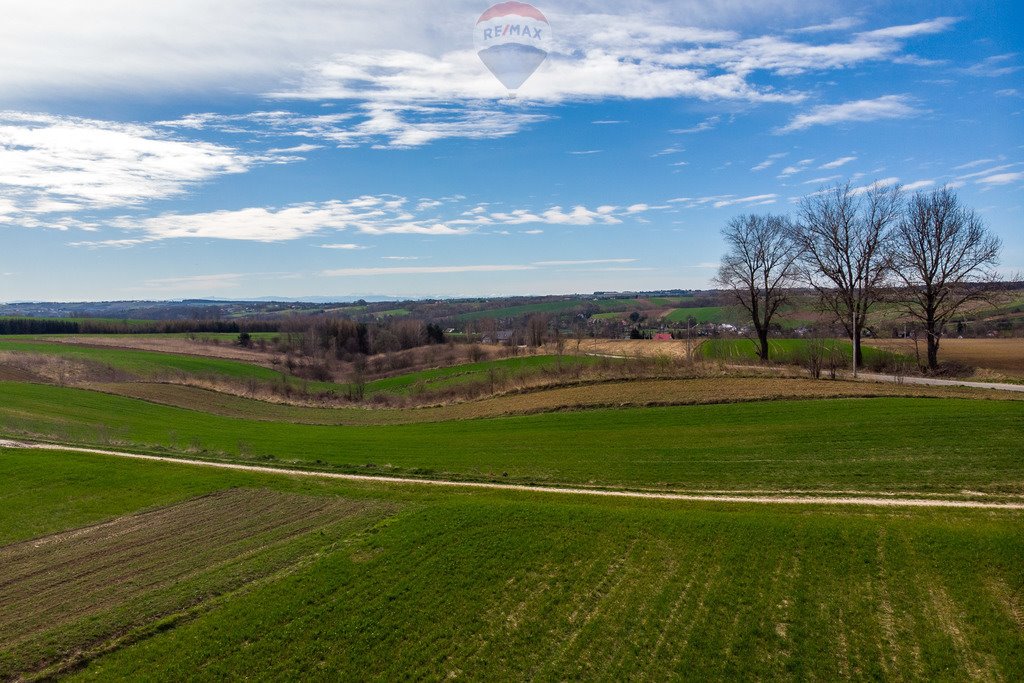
[889,187,1002,370]
[526,314,549,347]
[714,214,800,361]
[793,182,902,366]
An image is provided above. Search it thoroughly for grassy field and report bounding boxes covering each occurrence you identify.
[2,329,1021,679]
[664,306,733,323]
[0,448,1021,680]
[700,338,906,368]
[86,375,1023,426]
[457,300,584,321]
[2,381,1022,495]
[0,339,288,383]
[364,354,597,396]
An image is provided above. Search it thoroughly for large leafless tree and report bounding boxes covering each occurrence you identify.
[793,182,903,366]
[890,187,1002,369]
[715,214,800,361]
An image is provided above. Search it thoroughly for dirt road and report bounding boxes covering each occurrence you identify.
[3,439,1022,511]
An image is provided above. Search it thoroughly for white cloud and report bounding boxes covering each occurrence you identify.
[788,17,862,34]
[964,54,1022,78]
[671,116,720,134]
[266,143,322,154]
[778,159,815,177]
[954,158,997,170]
[141,273,245,292]
[0,111,259,215]
[778,95,919,132]
[855,17,959,40]
[819,155,857,169]
[713,193,778,208]
[850,177,900,195]
[751,153,787,172]
[68,196,660,245]
[802,175,842,185]
[976,172,1024,186]
[955,163,1022,182]
[902,179,935,191]
[322,265,536,277]
[532,259,637,266]
[100,196,471,243]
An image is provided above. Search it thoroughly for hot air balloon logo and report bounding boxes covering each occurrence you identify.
[474,2,551,93]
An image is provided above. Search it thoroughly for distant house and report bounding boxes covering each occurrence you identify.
[653,333,673,341]
[482,329,515,345]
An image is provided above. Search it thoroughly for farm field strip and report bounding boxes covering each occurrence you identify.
[0,487,381,679]
[4,440,1023,510]
[2,381,1022,495]
[867,338,1024,378]
[86,375,1024,426]
[3,441,1023,680]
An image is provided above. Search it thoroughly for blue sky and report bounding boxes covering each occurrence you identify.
[0,0,1021,301]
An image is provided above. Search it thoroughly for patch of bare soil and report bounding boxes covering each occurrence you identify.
[867,338,1024,378]
[564,339,702,360]
[0,488,375,679]
[42,335,280,365]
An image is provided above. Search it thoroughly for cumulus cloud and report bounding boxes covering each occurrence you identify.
[778,95,920,132]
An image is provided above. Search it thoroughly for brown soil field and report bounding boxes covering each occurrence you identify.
[0,489,381,679]
[568,338,703,360]
[88,376,1023,427]
[867,338,1024,378]
[43,335,280,365]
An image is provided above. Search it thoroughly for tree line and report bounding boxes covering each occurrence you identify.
[715,184,1006,370]
[0,318,279,335]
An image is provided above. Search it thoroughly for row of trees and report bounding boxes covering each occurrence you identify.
[715,184,1004,369]
[272,316,447,360]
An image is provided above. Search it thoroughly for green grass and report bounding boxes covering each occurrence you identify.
[699,338,906,367]
[0,449,1021,680]
[664,306,733,323]
[365,354,598,396]
[457,300,584,321]
[0,340,289,382]
[1,381,1021,495]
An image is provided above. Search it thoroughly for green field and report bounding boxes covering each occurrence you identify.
[457,300,584,321]
[2,381,1021,495]
[664,306,733,323]
[1,446,1021,680]
[0,339,291,384]
[2,334,1022,679]
[699,338,906,367]
[364,354,597,396]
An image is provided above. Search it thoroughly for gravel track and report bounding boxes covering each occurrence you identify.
[3,440,1022,511]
